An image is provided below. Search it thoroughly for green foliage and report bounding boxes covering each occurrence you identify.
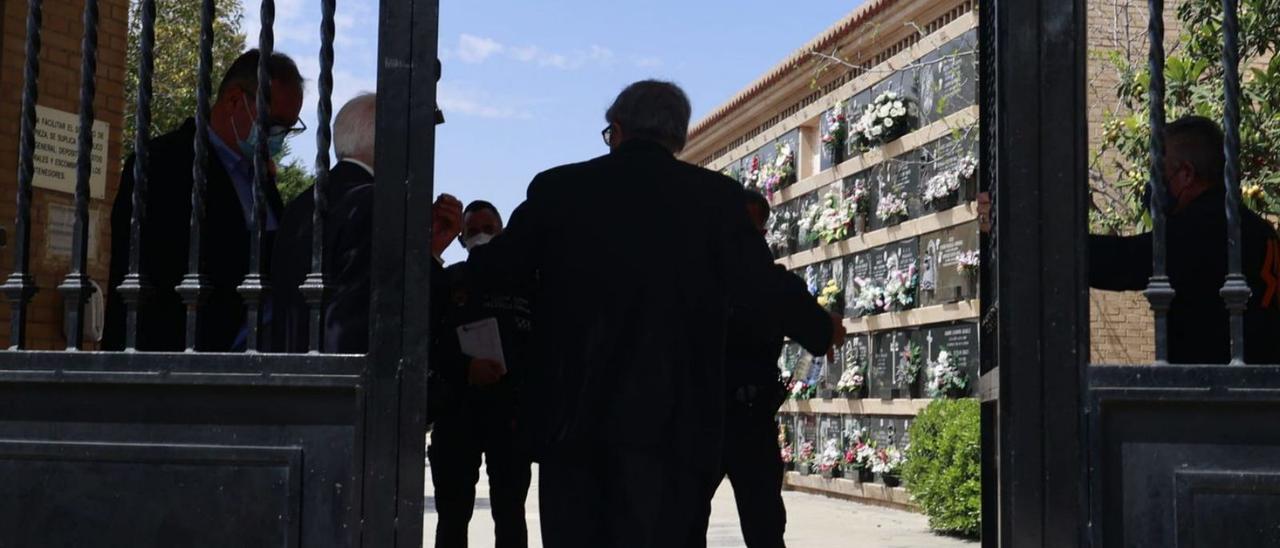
[124,0,247,160]
[902,399,981,538]
[1093,0,1280,232]
[274,143,315,204]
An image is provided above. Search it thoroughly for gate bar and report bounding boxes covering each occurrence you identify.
[177,0,217,352]
[240,0,276,352]
[1,0,43,350]
[1143,0,1174,365]
[302,0,336,354]
[57,0,100,351]
[117,0,156,352]
[1219,0,1249,365]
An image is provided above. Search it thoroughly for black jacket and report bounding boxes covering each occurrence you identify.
[270,160,375,354]
[466,139,779,464]
[725,264,834,390]
[103,119,284,351]
[1091,188,1280,364]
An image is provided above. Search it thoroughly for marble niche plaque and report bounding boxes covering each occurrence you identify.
[872,330,916,399]
[869,416,898,448]
[869,159,921,231]
[843,416,868,448]
[800,414,818,449]
[820,415,843,453]
[917,29,979,125]
[840,334,871,398]
[869,239,921,312]
[922,321,980,398]
[794,193,821,252]
[919,133,978,213]
[896,417,914,450]
[844,89,873,159]
[843,252,873,318]
[918,222,979,306]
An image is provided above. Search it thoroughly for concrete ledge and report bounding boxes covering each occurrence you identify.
[783,472,916,511]
[779,397,933,416]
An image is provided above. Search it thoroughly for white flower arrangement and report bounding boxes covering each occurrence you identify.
[922,155,978,205]
[822,100,849,158]
[836,358,865,395]
[894,340,923,387]
[875,191,909,224]
[815,191,855,244]
[853,277,883,316]
[795,202,823,246]
[853,441,878,470]
[928,348,969,398]
[956,249,980,275]
[852,91,918,149]
[881,261,918,311]
[817,439,843,473]
[765,208,793,254]
[871,445,906,475]
[848,179,871,218]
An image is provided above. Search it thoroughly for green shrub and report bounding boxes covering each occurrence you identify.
[903,398,981,538]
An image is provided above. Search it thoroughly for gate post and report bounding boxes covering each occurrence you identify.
[981,0,1090,545]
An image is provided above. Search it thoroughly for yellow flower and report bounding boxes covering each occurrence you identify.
[1243,185,1264,200]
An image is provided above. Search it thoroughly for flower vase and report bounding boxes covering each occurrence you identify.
[799,464,812,476]
[857,468,875,483]
[832,143,846,166]
[784,462,794,472]
[965,270,979,297]
[936,192,959,212]
[962,174,978,202]
[854,215,867,235]
[820,467,835,480]
[880,473,902,488]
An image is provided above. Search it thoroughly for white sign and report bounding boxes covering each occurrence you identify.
[46,203,99,263]
[33,105,109,199]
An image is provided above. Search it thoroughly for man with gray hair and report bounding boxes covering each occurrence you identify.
[270,93,462,353]
[467,80,808,546]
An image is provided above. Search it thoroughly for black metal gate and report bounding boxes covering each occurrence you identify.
[0,0,438,546]
[981,0,1280,546]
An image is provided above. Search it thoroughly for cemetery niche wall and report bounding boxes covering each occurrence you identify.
[682,3,979,507]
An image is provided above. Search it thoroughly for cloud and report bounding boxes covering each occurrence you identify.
[457,34,506,64]
[633,56,664,69]
[437,83,534,120]
[449,34,619,71]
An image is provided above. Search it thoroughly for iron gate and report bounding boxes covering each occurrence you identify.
[982,0,1280,546]
[0,0,439,546]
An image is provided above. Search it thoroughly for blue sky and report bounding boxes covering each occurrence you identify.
[246,1,861,262]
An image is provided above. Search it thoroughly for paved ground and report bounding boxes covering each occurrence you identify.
[423,461,977,547]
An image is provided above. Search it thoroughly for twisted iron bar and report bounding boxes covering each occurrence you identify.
[177,0,217,352]
[1219,0,1249,365]
[239,0,275,352]
[2,0,43,350]
[57,0,100,350]
[117,0,155,351]
[1142,0,1174,365]
[302,0,336,353]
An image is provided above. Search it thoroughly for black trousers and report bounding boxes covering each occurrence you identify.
[688,401,787,548]
[539,441,705,548]
[428,406,532,548]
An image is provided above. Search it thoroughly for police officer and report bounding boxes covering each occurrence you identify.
[428,201,534,548]
[689,190,846,548]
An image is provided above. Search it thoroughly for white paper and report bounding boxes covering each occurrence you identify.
[456,317,506,367]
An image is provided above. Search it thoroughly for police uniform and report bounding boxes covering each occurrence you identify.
[428,260,534,548]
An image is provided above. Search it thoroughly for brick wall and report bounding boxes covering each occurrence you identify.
[0,0,129,349]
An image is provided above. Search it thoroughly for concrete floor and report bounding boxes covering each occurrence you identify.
[423,462,977,547]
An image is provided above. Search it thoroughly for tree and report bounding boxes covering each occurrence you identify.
[1092,0,1280,233]
[123,0,247,160]
[274,142,316,204]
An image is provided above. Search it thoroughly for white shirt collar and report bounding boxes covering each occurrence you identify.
[340,158,375,177]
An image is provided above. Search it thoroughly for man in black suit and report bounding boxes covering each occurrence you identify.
[269,93,462,354]
[687,190,844,548]
[104,50,305,351]
[466,80,824,547]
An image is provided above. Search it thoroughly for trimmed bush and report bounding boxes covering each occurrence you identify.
[903,398,981,538]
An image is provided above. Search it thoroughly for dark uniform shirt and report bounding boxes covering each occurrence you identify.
[725,264,834,396]
[1090,187,1280,364]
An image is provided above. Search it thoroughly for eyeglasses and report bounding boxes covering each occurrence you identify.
[601,125,613,146]
[268,117,307,139]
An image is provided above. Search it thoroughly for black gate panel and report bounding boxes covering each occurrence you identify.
[1090,366,1280,547]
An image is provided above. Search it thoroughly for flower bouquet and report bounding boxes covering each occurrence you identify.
[817,439,843,479]
[764,208,794,257]
[780,443,795,471]
[922,154,979,208]
[816,279,844,315]
[848,179,871,233]
[764,142,797,197]
[788,378,817,401]
[836,357,866,398]
[852,91,918,149]
[795,202,823,249]
[816,191,855,244]
[895,340,924,396]
[872,445,907,487]
[822,100,849,164]
[875,190,909,226]
[928,348,969,398]
[743,155,763,192]
[850,440,877,482]
[957,249,980,295]
[798,441,816,476]
[880,259,918,312]
[852,277,883,317]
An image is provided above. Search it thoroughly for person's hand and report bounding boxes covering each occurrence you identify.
[432,193,463,258]
[466,358,507,387]
[977,192,991,234]
[827,313,847,361]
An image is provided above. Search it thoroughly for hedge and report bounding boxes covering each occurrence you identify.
[902,398,981,538]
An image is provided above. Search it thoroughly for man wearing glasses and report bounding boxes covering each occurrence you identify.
[104,49,306,352]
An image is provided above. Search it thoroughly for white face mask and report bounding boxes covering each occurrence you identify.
[463,233,494,251]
